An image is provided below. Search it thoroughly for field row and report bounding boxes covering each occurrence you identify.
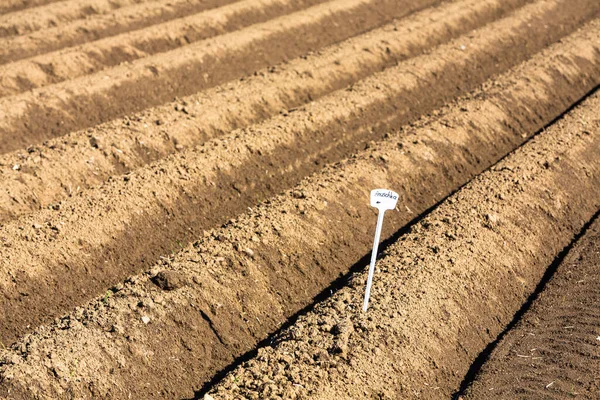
[464,204,600,399]
[1,18,599,396]
[0,0,598,397]
[205,85,600,400]
[0,0,445,152]
[1,0,597,346]
[0,0,530,221]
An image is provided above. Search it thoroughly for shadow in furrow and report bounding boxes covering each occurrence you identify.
[190,85,600,400]
[453,197,600,398]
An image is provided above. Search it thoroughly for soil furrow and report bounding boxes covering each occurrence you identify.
[0,0,447,153]
[0,0,594,345]
[0,0,531,223]
[206,89,600,400]
[0,0,243,64]
[0,20,598,399]
[0,0,147,38]
[461,213,600,399]
[0,0,334,97]
[0,0,61,16]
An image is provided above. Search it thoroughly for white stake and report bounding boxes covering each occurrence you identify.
[363,188,399,312]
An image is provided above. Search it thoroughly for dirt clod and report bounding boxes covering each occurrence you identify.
[152,270,187,291]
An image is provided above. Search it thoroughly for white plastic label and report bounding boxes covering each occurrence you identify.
[363,188,399,312]
[370,189,399,211]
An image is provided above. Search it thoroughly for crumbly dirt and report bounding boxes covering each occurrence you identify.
[1,24,599,398]
[1,2,597,347]
[0,0,243,64]
[462,216,600,398]
[0,0,599,398]
[0,0,146,38]
[204,89,600,400]
[0,0,530,222]
[0,0,333,97]
[0,0,439,152]
[0,0,61,16]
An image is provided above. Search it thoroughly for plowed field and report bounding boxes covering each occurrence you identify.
[462,209,600,399]
[0,0,599,398]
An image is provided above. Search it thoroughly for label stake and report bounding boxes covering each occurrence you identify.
[363,188,399,312]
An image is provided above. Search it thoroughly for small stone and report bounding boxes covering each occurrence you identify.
[152,270,187,291]
[141,316,150,324]
[291,190,306,199]
[485,213,498,224]
[32,223,42,229]
[90,136,99,149]
[244,248,254,257]
[12,164,20,171]
[203,395,215,400]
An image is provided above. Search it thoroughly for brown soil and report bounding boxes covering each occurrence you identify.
[462,212,600,398]
[204,88,600,400]
[0,1,597,348]
[0,0,446,153]
[0,0,598,398]
[0,0,243,64]
[0,0,333,97]
[0,0,61,16]
[0,0,147,38]
[0,0,529,221]
[1,21,599,398]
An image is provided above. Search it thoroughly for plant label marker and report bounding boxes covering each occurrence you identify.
[363,188,399,312]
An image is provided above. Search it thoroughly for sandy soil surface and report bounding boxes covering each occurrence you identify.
[0,0,439,151]
[462,205,600,399]
[0,0,598,398]
[4,0,597,346]
[0,0,147,38]
[204,88,600,400]
[0,0,242,63]
[0,0,62,16]
[1,25,599,400]
[0,0,531,221]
